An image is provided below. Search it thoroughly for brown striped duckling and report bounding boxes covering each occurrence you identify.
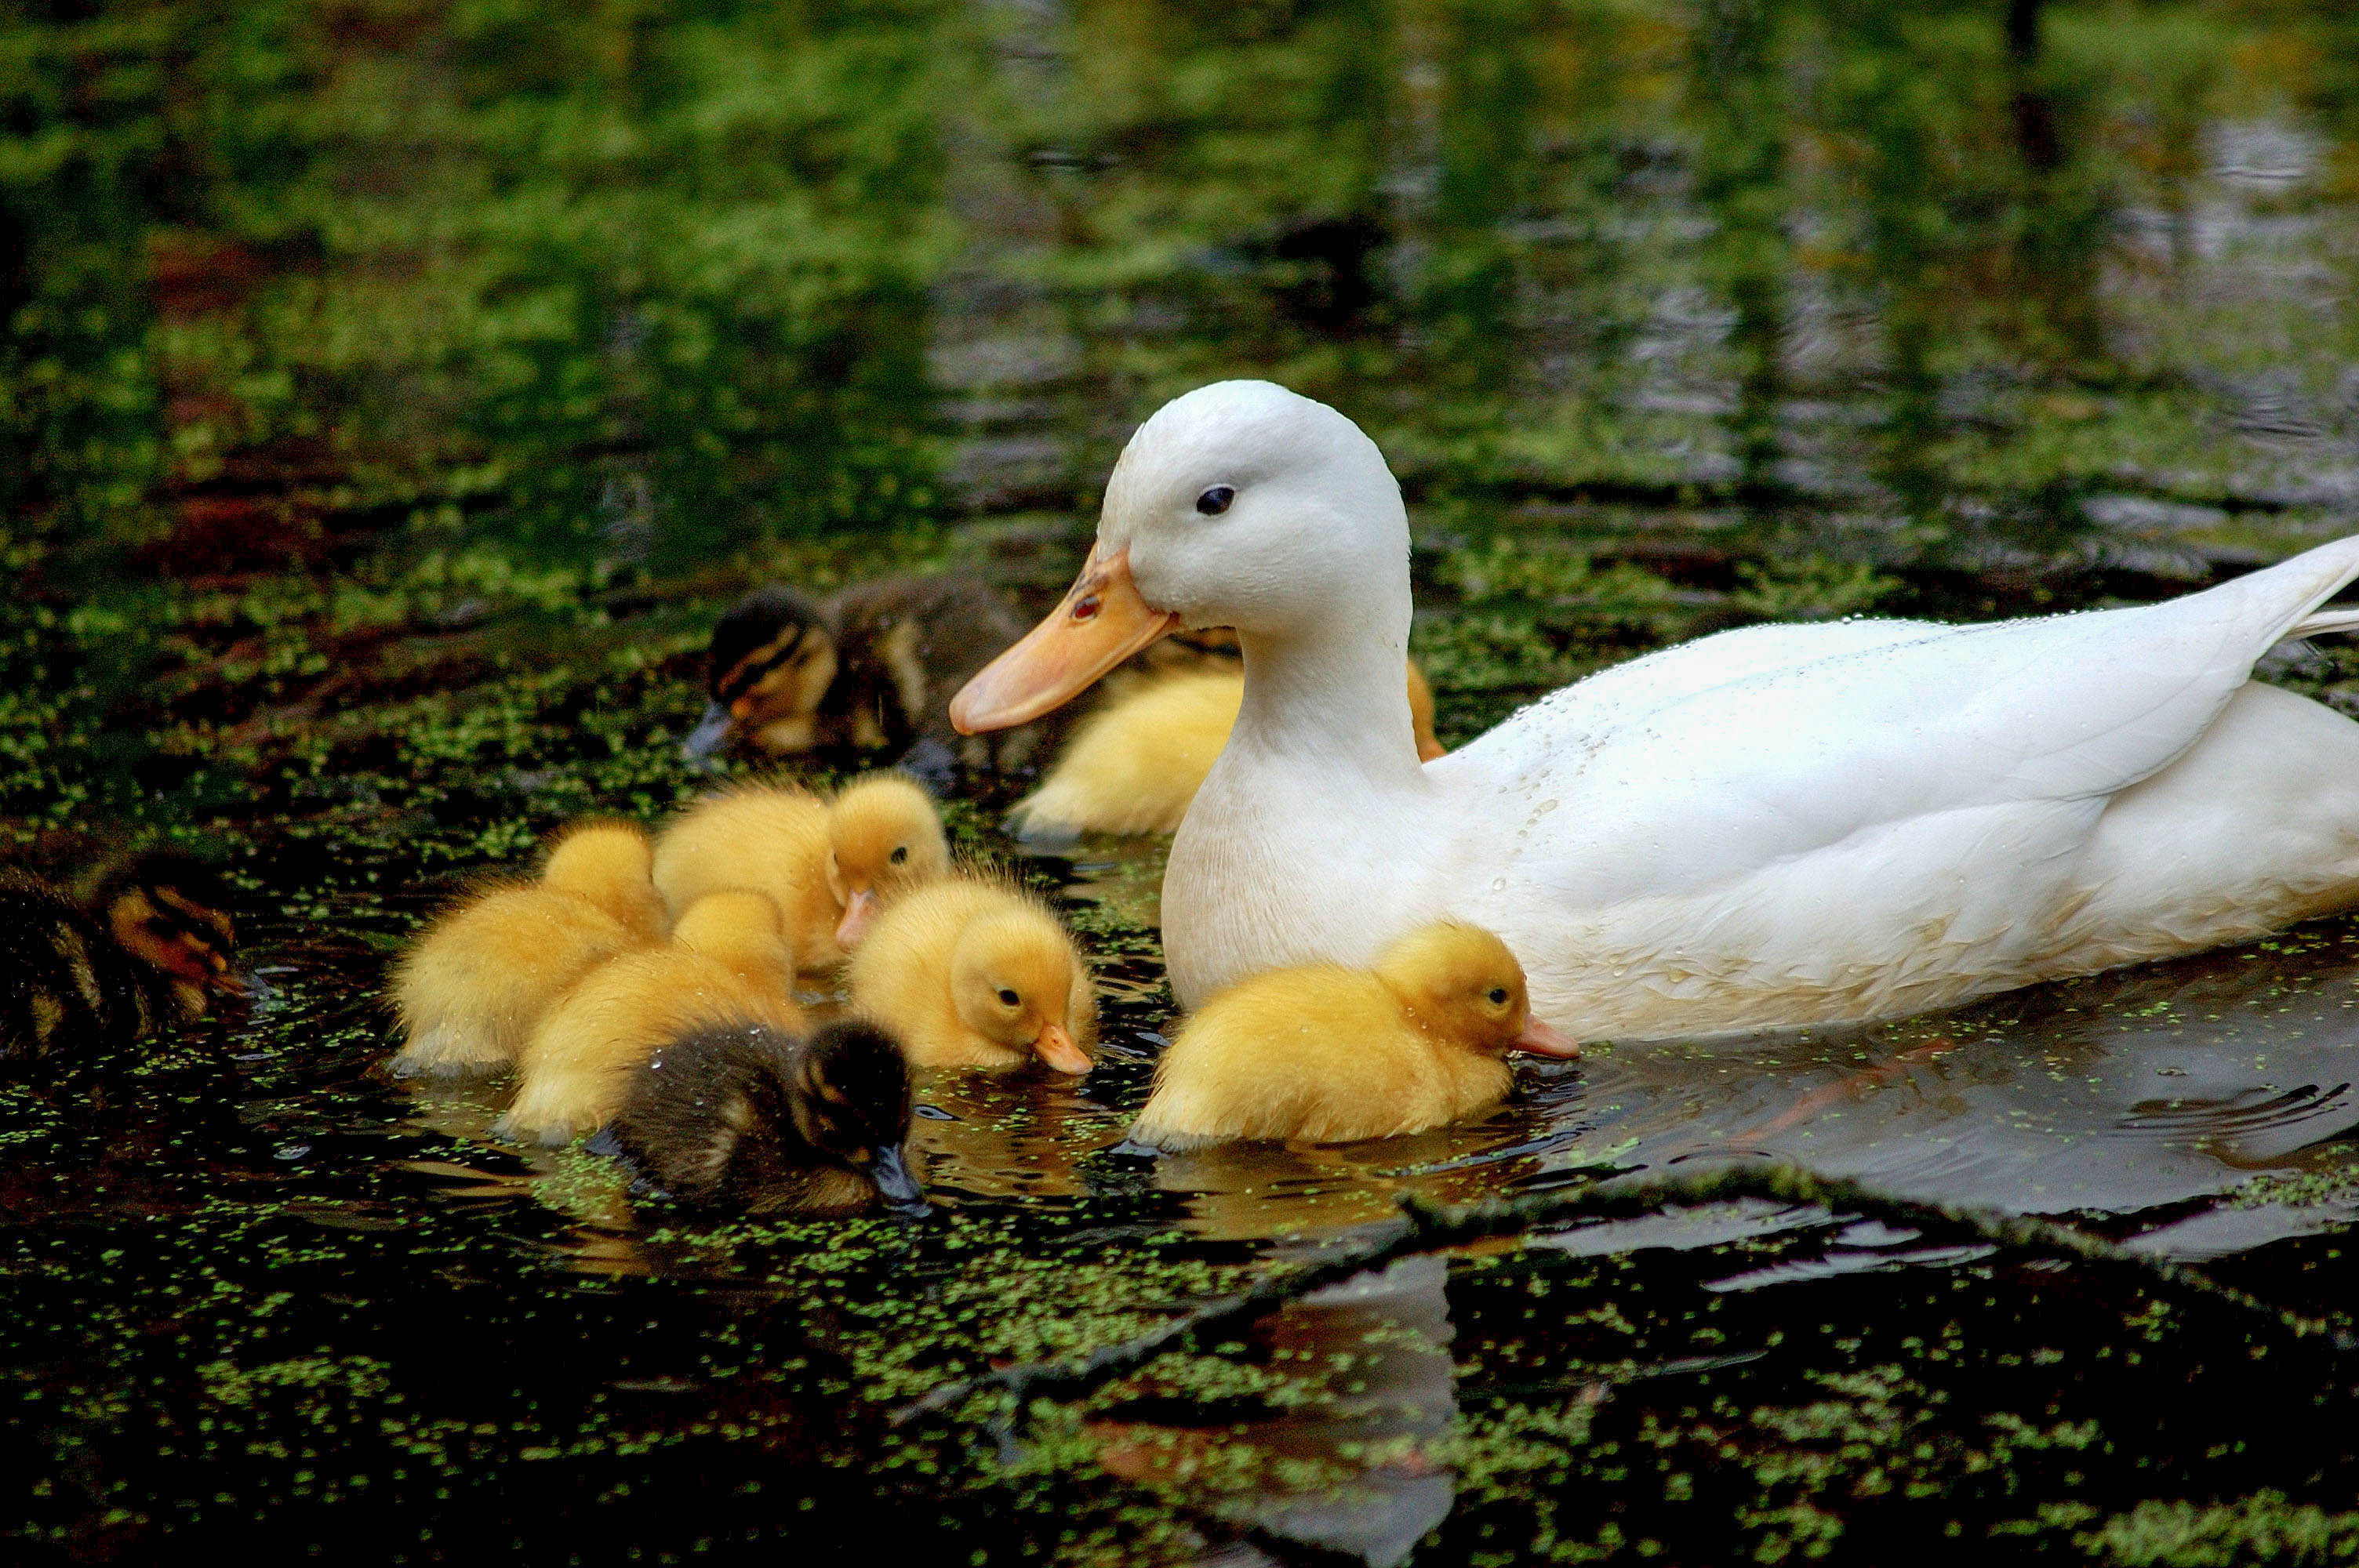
[498,888,801,1147]
[1128,921,1579,1152]
[684,586,839,760]
[650,773,950,967]
[684,575,1036,771]
[611,1018,925,1214]
[846,877,1096,1075]
[1007,659,1445,840]
[0,850,247,1063]
[389,821,665,1080]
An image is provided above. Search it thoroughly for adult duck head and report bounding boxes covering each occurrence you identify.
[954,382,1445,1014]
[951,380,1416,739]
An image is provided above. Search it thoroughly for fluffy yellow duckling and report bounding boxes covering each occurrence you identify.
[389,822,665,1080]
[1128,922,1580,1151]
[1007,661,1447,839]
[650,773,950,968]
[846,878,1097,1074]
[497,889,801,1147]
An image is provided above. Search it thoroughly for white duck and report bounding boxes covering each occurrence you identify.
[951,380,2359,1039]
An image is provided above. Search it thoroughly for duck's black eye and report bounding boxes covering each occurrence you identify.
[997,988,1020,1007]
[1195,485,1235,516]
[1486,987,1509,1006]
[890,846,909,865]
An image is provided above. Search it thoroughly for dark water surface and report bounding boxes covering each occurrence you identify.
[9,1,2359,1562]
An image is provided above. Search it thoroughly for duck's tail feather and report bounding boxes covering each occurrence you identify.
[2284,606,2359,641]
[2197,532,2359,652]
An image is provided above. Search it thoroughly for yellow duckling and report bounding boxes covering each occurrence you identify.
[846,878,1097,1074]
[1007,661,1447,839]
[389,822,665,1080]
[497,888,801,1146]
[1127,921,1580,1151]
[650,773,950,967]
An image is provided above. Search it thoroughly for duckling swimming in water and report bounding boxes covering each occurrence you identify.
[847,878,1097,1074]
[498,888,801,1147]
[611,1018,925,1214]
[684,586,841,760]
[0,849,247,1063]
[650,773,949,968]
[683,575,1038,772]
[389,821,666,1080]
[1007,661,1447,840]
[1128,922,1579,1152]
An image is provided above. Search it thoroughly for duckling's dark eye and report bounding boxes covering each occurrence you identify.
[997,988,1020,1007]
[1195,485,1234,516]
[1486,987,1509,1006]
[890,846,909,865]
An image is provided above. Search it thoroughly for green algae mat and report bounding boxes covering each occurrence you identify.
[9,1,2359,1562]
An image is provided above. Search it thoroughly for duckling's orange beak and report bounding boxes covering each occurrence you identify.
[951,543,1181,734]
[834,887,877,949]
[1514,1017,1581,1058]
[1032,1022,1093,1075]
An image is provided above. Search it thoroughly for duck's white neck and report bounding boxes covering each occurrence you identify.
[1228,613,1425,786]
[1165,593,1435,1011]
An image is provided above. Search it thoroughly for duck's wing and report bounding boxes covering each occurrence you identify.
[1509,615,1952,715]
[1441,535,2359,908]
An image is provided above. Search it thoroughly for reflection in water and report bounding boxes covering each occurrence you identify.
[1138,1116,1584,1241]
[1089,1255,1461,1568]
[905,1065,1132,1203]
[1548,916,2359,1262]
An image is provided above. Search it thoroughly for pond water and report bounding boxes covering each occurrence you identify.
[8,1,2359,1562]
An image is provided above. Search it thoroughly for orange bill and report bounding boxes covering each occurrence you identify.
[951,543,1181,735]
[1032,1022,1093,1076]
[1514,1017,1582,1058]
[834,887,878,949]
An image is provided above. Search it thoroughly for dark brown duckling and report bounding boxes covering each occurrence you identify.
[683,575,1038,774]
[610,1018,925,1214]
[685,585,840,761]
[1,849,247,1064]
